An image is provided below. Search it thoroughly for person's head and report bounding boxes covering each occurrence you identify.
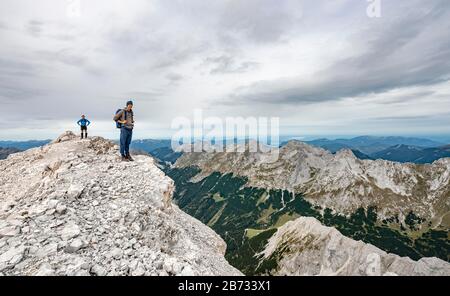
[126,100,133,111]
[81,115,85,119]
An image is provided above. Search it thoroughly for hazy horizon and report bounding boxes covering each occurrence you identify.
[1,1,449,140]
[1,133,450,145]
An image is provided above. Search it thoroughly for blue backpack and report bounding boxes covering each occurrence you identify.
[115,109,127,129]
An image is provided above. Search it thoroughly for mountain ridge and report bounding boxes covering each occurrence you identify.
[257,216,450,276]
[372,144,450,164]
[166,139,450,274]
[0,131,241,276]
[304,136,445,155]
[174,140,450,224]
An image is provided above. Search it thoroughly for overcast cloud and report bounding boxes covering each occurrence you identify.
[0,0,449,140]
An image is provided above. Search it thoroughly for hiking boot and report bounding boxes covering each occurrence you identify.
[126,154,134,161]
[121,156,129,162]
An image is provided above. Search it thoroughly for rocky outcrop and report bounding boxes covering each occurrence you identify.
[258,217,450,276]
[0,131,241,276]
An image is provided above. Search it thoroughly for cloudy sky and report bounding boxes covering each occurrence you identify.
[1,0,449,140]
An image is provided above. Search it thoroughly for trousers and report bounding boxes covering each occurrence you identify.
[120,127,133,156]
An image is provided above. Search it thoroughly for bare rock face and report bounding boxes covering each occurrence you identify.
[0,132,241,276]
[258,217,450,276]
[51,131,78,144]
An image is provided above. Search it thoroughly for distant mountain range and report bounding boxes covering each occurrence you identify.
[130,139,172,152]
[130,139,183,164]
[372,144,450,164]
[0,147,22,160]
[2,136,449,165]
[290,136,449,164]
[0,140,50,150]
[0,140,51,160]
[0,140,51,159]
[130,136,450,165]
[304,136,444,154]
[148,135,450,165]
[350,149,373,160]
[0,138,178,163]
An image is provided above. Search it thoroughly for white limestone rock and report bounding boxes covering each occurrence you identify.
[90,264,107,276]
[35,263,55,276]
[55,204,67,215]
[60,223,81,241]
[179,265,195,276]
[0,132,241,276]
[0,226,20,238]
[131,262,146,276]
[36,243,58,259]
[258,217,450,276]
[67,184,85,200]
[0,246,25,271]
[65,238,85,253]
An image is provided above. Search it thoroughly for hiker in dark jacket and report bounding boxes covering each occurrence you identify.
[113,101,135,161]
[77,115,91,139]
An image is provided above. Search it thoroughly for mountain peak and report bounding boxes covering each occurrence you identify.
[259,216,450,276]
[0,132,241,276]
[282,140,330,155]
[335,148,356,159]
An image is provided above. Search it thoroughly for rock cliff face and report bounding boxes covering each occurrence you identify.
[0,132,241,276]
[259,217,450,276]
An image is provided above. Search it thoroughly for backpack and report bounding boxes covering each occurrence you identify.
[115,109,127,129]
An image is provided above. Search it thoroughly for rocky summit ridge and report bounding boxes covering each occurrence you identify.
[0,131,241,276]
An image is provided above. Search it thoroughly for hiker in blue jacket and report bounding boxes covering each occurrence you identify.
[77,115,91,139]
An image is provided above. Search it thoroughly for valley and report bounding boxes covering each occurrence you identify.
[166,166,449,275]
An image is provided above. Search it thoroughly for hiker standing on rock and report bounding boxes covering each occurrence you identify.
[114,100,135,162]
[77,115,91,139]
